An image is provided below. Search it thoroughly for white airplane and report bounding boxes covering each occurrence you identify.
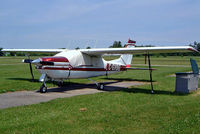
[2,39,198,93]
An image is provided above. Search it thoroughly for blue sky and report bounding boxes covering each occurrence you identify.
[0,0,200,49]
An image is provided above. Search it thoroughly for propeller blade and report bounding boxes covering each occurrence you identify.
[29,62,34,81]
[23,57,35,81]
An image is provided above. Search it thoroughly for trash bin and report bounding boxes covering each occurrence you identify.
[175,58,199,93]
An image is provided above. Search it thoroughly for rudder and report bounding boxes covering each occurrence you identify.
[120,39,136,66]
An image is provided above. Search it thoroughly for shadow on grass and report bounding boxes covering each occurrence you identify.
[40,81,121,93]
[102,77,156,82]
[123,87,189,96]
[7,77,188,96]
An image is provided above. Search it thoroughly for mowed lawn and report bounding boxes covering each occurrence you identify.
[0,56,200,133]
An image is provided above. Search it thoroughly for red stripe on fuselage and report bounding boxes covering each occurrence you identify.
[41,57,69,62]
[41,65,127,71]
[42,67,107,71]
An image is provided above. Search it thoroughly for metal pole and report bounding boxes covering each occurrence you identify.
[147,53,154,94]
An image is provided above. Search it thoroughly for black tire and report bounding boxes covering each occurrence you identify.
[57,81,64,87]
[97,83,104,90]
[40,85,47,93]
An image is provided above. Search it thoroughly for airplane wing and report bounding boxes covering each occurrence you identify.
[2,49,67,53]
[80,46,198,56]
[2,46,198,55]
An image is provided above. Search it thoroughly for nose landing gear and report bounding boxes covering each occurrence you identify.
[39,74,47,93]
[40,83,47,93]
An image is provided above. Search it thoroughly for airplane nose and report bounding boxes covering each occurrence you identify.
[32,58,41,64]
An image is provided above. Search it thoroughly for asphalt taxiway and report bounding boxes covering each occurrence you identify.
[0,81,145,109]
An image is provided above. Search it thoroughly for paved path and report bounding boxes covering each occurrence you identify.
[0,81,144,109]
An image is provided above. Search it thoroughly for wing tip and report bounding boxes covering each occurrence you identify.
[187,47,199,53]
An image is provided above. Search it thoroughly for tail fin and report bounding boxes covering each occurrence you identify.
[110,39,136,66]
[120,39,136,66]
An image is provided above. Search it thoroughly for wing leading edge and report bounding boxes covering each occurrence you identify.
[2,49,67,53]
[80,46,198,56]
[2,46,198,55]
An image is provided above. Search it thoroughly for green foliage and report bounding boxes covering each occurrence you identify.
[75,47,80,50]
[109,41,122,48]
[135,44,154,47]
[9,52,16,56]
[86,46,91,49]
[189,41,200,51]
[0,48,4,56]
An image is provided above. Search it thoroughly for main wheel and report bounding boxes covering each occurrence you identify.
[97,83,104,90]
[57,81,64,87]
[40,85,47,93]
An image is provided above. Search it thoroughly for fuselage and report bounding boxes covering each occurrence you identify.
[32,50,127,81]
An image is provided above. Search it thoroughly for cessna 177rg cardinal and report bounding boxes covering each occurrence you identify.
[2,39,198,93]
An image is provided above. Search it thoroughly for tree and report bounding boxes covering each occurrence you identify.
[0,48,4,56]
[75,47,80,50]
[109,41,122,48]
[9,52,16,56]
[86,46,91,49]
[189,41,200,52]
[135,45,154,47]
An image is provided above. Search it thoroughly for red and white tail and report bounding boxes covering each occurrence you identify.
[124,38,136,48]
[120,39,136,66]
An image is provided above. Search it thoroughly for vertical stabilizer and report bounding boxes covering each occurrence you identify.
[120,39,136,66]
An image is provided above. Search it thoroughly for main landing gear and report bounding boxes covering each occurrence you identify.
[97,83,104,90]
[88,78,104,90]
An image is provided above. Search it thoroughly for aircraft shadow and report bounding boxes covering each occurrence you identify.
[43,81,122,93]
[102,77,156,82]
[7,77,186,96]
[122,87,188,96]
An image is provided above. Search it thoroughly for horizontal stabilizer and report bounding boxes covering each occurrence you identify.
[126,67,156,71]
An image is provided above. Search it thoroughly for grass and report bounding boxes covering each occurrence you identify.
[0,56,200,93]
[1,92,200,134]
[0,56,200,133]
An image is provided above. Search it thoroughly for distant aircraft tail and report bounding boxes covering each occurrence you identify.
[110,39,136,66]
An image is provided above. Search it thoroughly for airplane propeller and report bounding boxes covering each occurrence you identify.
[22,58,34,81]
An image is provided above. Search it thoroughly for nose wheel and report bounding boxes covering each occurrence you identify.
[40,83,47,93]
[39,74,47,93]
